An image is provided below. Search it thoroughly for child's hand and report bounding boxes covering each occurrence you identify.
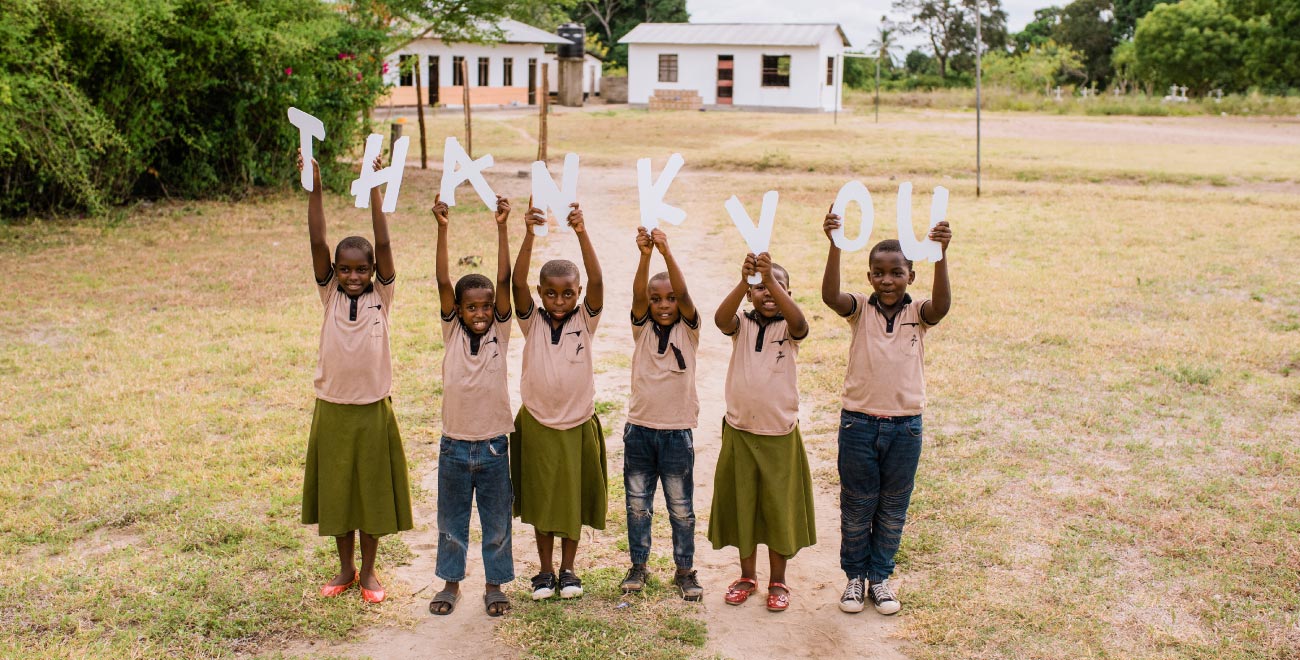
[494,195,511,226]
[370,154,384,173]
[742,253,757,281]
[651,228,668,254]
[636,227,653,255]
[524,197,547,236]
[432,194,449,227]
[755,252,773,281]
[824,204,841,243]
[566,202,585,234]
[295,150,320,182]
[928,220,952,253]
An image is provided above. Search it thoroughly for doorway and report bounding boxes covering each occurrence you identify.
[716,55,734,105]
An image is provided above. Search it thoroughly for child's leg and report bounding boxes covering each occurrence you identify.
[866,416,923,584]
[435,437,474,605]
[768,549,788,593]
[359,531,381,589]
[659,429,696,573]
[476,435,515,589]
[622,424,659,569]
[838,411,882,581]
[738,550,758,580]
[535,530,556,573]
[328,531,357,586]
[559,537,579,573]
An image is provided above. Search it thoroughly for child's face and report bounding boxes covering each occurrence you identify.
[647,279,680,326]
[537,273,582,317]
[868,251,916,307]
[746,271,790,319]
[335,247,374,296]
[457,288,495,334]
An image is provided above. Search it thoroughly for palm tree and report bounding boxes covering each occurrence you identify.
[868,16,902,123]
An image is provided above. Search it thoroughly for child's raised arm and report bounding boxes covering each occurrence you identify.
[820,205,854,316]
[757,252,809,338]
[493,195,512,318]
[299,151,332,283]
[567,202,603,312]
[433,194,454,314]
[920,221,952,325]
[653,228,696,322]
[368,155,396,282]
[714,254,756,335]
[631,227,653,320]
[511,198,546,314]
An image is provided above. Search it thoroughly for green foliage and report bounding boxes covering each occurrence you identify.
[1114,0,1172,38]
[1134,0,1245,94]
[1052,0,1118,85]
[894,0,1008,78]
[571,0,689,69]
[1014,6,1063,52]
[983,40,1086,92]
[905,48,937,75]
[1228,0,1300,92]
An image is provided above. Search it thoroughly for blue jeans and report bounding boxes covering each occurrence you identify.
[623,423,696,569]
[838,410,923,583]
[436,435,515,585]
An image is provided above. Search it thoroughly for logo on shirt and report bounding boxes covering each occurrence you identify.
[575,343,585,356]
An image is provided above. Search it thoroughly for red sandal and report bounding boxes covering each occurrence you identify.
[766,582,790,612]
[724,578,758,605]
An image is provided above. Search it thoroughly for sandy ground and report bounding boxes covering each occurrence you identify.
[280,165,909,659]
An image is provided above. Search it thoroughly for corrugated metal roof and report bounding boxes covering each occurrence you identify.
[494,18,573,45]
[619,23,850,48]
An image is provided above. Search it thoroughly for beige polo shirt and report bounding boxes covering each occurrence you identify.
[627,312,700,430]
[841,293,935,416]
[440,310,514,440]
[314,269,395,405]
[517,301,602,430]
[723,311,806,436]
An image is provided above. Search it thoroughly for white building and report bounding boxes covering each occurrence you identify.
[382,19,570,107]
[619,23,850,112]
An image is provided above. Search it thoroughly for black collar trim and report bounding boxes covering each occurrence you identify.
[540,307,579,345]
[744,309,784,352]
[868,293,913,333]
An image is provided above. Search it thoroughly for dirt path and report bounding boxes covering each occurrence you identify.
[280,165,908,659]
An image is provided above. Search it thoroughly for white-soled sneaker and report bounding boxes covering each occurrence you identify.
[559,570,584,599]
[839,577,865,613]
[868,579,901,615]
[531,572,556,600]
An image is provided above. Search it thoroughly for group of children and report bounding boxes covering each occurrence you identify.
[297,153,953,618]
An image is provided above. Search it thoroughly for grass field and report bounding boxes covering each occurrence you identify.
[2,102,1299,659]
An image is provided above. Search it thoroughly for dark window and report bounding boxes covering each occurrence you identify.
[503,57,514,86]
[762,55,791,87]
[399,54,415,87]
[658,54,678,83]
[452,56,465,86]
[428,56,440,103]
[827,56,834,85]
[478,57,489,86]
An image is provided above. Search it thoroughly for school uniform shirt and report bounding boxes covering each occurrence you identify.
[627,311,700,430]
[517,300,602,431]
[314,269,395,405]
[723,311,807,436]
[840,292,936,417]
[440,309,514,441]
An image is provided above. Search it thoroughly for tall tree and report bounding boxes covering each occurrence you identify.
[1113,0,1170,38]
[1014,6,1063,52]
[572,0,688,68]
[894,0,1007,78]
[1134,0,1244,94]
[1228,0,1300,90]
[1052,0,1117,85]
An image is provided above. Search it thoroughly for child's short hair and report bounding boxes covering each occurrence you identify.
[770,262,790,285]
[648,271,671,287]
[539,259,580,282]
[868,239,913,270]
[335,236,375,264]
[454,273,493,304]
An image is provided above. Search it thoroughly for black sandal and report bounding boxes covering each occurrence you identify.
[483,590,510,617]
[428,589,460,615]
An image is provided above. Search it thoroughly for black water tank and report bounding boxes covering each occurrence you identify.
[557,23,585,59]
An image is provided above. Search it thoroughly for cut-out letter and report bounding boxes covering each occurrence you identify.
[895,183,947,263]
[350,133,411,213]
[287,107,325,191]
[724,191,779,285]
[439,137,497,210]
[829,180,876,252]
[636,153,686,229]
[529,153,580,237]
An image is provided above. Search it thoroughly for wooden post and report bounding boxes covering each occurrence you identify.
[414,61,427,169]
[537,63,549,163]
[461,58,472,158]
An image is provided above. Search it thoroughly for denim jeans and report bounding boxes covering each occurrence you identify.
[436,434,515,585]
[837,410,923,583]
[623,423,696,569]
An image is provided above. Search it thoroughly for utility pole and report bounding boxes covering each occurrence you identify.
[976,0,982,198]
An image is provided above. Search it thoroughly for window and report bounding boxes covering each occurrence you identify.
[399,54,415,87]
[478,57,489,86]
[452,56,465,86]
[827,56,835,85]
[658,54,678,83]
[762,55,791,87]
[503,57,514,86]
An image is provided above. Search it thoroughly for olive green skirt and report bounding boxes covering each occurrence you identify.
[302,397,414,538]
[510,406,607,539]
[707,420,817,558]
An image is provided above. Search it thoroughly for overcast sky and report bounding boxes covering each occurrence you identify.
[685,0,1046,52]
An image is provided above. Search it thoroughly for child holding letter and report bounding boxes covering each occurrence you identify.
[298,151,413,605]
[510,200,607,600]
[821,209,952,615]
[428,194,515,617]
[709,251,815,612]
[619,227,703,601]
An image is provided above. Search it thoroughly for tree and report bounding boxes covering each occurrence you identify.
[1052,0,1117,85]
[572,0,688,68]
[905,49,936,75]
[1134,0,1244,94]
[1228,0,1300,91]
[1015,6,1063,52]
[983,40,1085,92]
[1110,39,1141,92]
[1114,0,1171,38]
[894,0,1007,78]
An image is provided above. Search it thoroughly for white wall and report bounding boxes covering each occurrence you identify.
[627,41,844,111]
[385,41,545,91]
[546,53,603,94]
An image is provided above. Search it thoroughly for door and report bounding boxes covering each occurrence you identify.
[428,56,440,105]
[716,55,734,105]
[527,58,537,105]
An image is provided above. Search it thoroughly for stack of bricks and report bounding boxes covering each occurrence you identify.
[649,89,702,111]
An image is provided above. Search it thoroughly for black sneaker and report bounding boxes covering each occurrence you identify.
[673,570,703,602]
[621,565,649,594]
[868,579,901,615]
[531,572,557,600]
[839,577,865,613]
[558,570,583,599]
